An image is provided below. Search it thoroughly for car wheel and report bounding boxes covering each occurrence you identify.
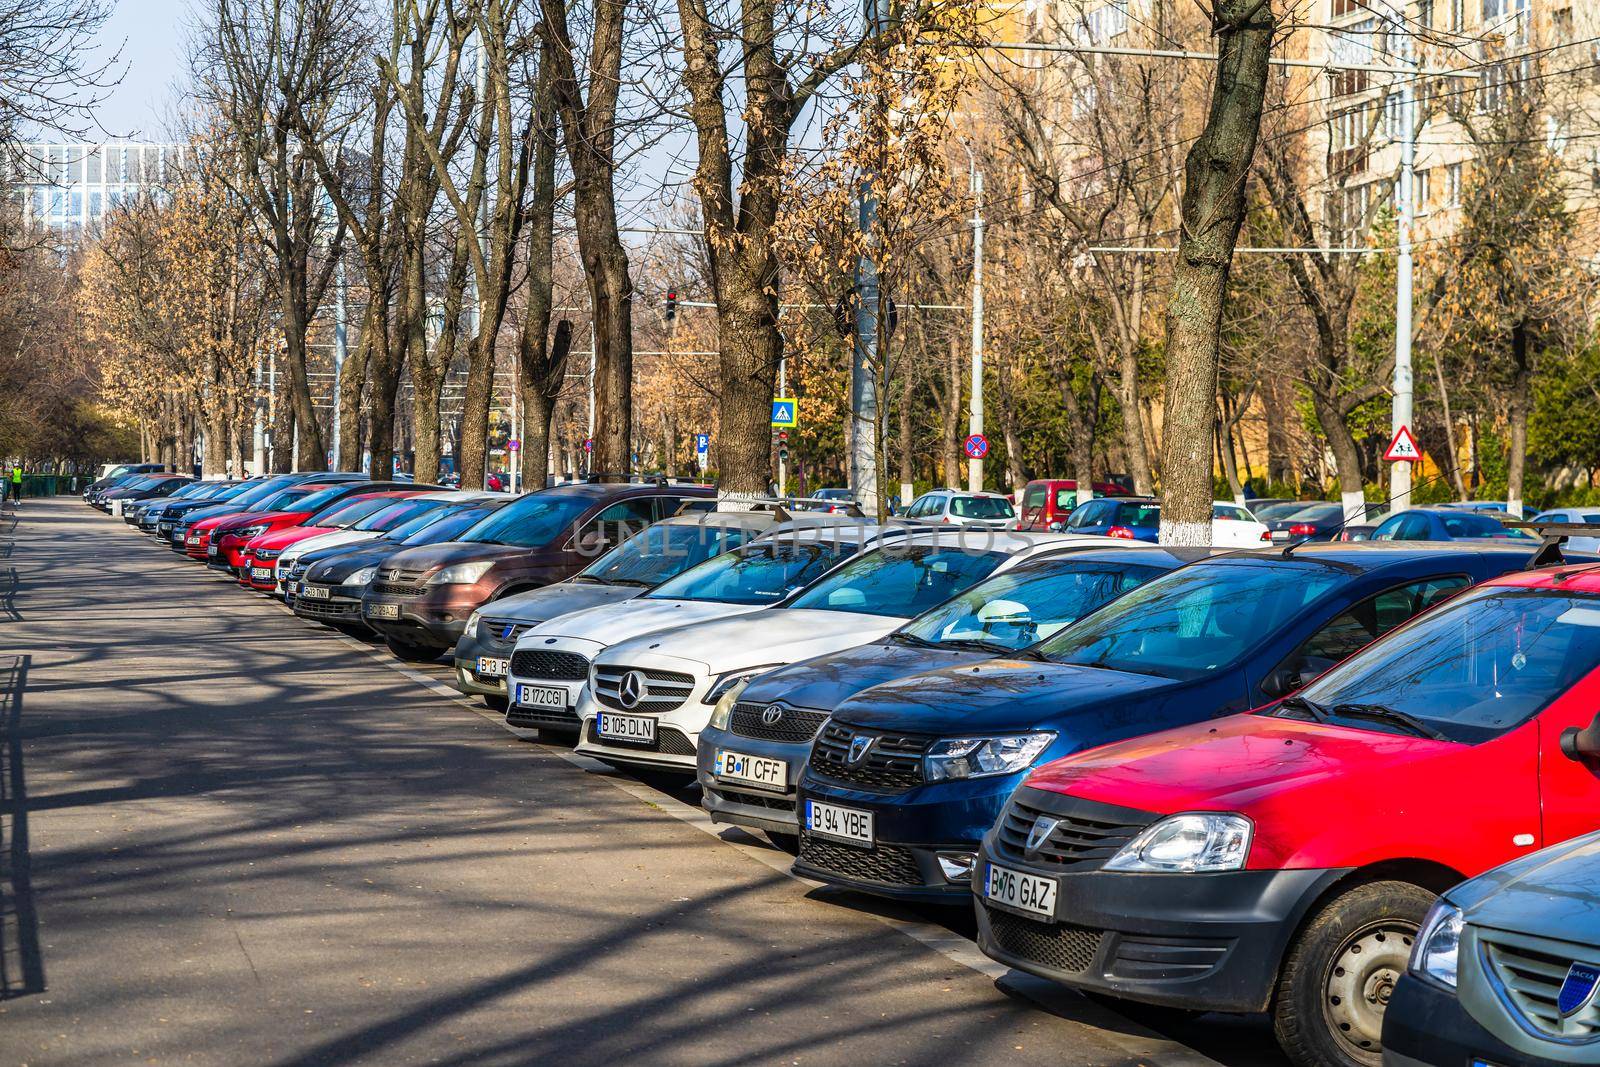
[1272,880,1433,1067]
[483,694,509,712]
[385,637,443,663]
[764,831,800,855]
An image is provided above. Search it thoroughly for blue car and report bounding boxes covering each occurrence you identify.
[793,542,1538,901]
[1371,507,1537,543]
[1062,496,1161,541]
[698,546,1201,850]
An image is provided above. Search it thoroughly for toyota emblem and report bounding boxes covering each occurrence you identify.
[761,705,784,726]
[617,670,648,709]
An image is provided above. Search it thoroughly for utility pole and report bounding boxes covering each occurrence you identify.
[331,259,347,470]
[967,166,985,493]
[848,0,887,517]
[251,352,266,476]
[1389,63,1417,516]
[777,354,788,497]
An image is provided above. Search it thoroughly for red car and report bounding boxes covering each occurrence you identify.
[1014,478,1131,531]
[238,490,432,592]
[186,483,328,562]
[972,563,1600,1067]
[207,481,418,576]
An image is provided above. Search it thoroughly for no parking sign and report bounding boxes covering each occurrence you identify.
[963,434,989,459]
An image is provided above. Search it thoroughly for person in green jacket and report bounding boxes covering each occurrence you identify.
[8,464,21,504]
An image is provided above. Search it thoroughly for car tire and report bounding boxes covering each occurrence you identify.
[765,831,800,855]
[385,637,443,663]
[1272,880,1434,1067]
[483,694,509,712]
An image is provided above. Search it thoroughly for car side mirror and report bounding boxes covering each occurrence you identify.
[1260,666,1304,700]
[1561,714,1600,774]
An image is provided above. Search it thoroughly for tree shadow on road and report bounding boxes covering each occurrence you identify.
[0,654,44,998]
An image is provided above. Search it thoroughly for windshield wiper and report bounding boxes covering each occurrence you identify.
[889,631,939,649]
[607,578,653,588]
[1327,702,1449,741]
[1275,695,1331,724]
[936,637,1012,654]
[573,574,609,585]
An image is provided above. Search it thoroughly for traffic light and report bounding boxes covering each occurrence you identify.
[777,429,790,464]
[665,288,678,321]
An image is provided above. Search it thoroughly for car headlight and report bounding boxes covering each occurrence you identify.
[465,609,483,639]
[703,665,783,706]
[924,733,1055,781]
[233,524,268,539]
[343,566,377,587]
[1410,900,1463,989]
[1104,813,1252,873]
[428,560,494,585]
[708,678,757,730]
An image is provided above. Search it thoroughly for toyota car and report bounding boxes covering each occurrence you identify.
[698,545,1188,851]
[971,557,1600,1067]
[793,544,1535,906]
[453,509,778,710]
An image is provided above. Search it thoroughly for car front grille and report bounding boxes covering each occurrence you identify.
[507,703,581,731]
[984,904,1104,974]
[294,595,362,621]
[993,794,1156,871]
[1482,932,1600,1039]
[254,548,281,561]
[373,582,427,597]
[510,648,589,681]
[799,833,922,887]
[730,702,829,744]
[583,720,696,756]
[481,618,535,646]
[374,566,429,597]
[709,785,795,812]
[808,723,933,792]
[593,665,697,712]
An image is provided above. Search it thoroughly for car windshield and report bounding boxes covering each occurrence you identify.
[1035,558,1347,679]
[257,487,314,512]
[952,496,1014,519]
[786,544,1009,618]
[356,498,443,532]
[315,498,394,528]
[1288,504,1343,524]
[228,479,296,507]
[397,506,494,545]
[1275,587,1600,743]
[458,492,593,548]
[121,475,163,490]
[217,483,254,499]
[898,559,1172,652]
[578,522,756,587]
[1113,502,1161,526]
[1442,512,1533,539]
[648,539,856,605]
[1255,501,1312,522]
[295,485,360,515]
[169,483,207,498]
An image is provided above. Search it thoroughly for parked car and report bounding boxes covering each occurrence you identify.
[136,480,240,535]
[1211,501,1272,547]
[575,529,1106,776]
[170,473,369,554]
[1385,828,1600,1067]
[270,492,486,598]
[796,543,1535,907]
[901,489,1016,529]
[453,509,779,710]
[84,463,165,498]
[969,554,1600,1067]
[1062,496,1163,541]
[92,473,192,512]
[1528,506,1600,553]
[1244,497,1297,517]
[292,500,512,634]
[238,490,440,592]
[124,478,213,525]
[800,488,859,513]
[1015,479,1129,531]
[698,545,1190,852]
[180,480,327,560]
[1440,500,1512,513]
[360,480,715,662]
[1373,507,1538,543]
[1264,502,1353,543]
[501,521,884,740]
[206,481,410,575]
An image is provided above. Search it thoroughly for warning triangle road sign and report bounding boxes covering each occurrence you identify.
[1385,424,1422,463]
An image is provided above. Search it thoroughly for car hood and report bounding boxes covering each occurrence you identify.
[738,639,989,713]
[180,502,248,526]
[253,525,333,550]
[305,539,412,581]
[284,529,376,558]
[1024,713,1461,825]
[217,509,301,534]
[477,582,640,624]
[382,541,527,575]
[1447,831,1600,943]
[533,596,763,646]
[601,607,904,673]
[832,658,1178,735]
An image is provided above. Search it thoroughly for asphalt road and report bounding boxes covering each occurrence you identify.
[0,496,1286,1066]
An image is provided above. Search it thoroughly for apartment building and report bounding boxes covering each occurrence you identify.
[6,142,187,232]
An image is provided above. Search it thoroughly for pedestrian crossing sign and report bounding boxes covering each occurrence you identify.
[770,399,798,427]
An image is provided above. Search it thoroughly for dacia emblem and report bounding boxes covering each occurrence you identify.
[1559,962,1600,1017]
[847,735,875,764]
[1025,815,1062,856]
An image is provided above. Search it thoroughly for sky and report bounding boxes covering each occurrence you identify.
[91,0,191,140]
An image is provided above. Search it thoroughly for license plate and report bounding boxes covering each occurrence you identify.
[300,584,329,600]
[515,684,567,709]
[476,656,509,678]
[207,545,218,556]
[250,566,273,580]
[984,862,1057,918]
[159,523,173,533]
[367,602,400,619]
[716,749,786,790]
[597,712,655,743]
[805,800,873,846]
[1270,530,1290,541]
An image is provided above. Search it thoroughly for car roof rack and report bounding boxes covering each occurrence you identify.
[1500,520,1600,569]
[669,495,868,521]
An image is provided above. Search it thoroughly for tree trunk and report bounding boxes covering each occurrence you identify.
[1506,321,1532,517]
[270,360,293,472]
[335,301,372,472]
[458,331,496,490]
[712,273,780,496]
[1158,0,1274,545]
[367,308,401,478]
[1262,371,1295,484]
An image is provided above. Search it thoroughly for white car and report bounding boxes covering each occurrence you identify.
[1212,500,1272,548]
[272,491,496,596]
[501,519,888,738]
[901,489,1016,529]
[573,529,1140,773]
[1529,507,1600,553]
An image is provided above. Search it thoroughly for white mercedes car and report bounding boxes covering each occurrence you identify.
[573,529,1136,773]
[500,518,887,738]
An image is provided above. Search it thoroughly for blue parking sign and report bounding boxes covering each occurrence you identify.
[695,433,710,454]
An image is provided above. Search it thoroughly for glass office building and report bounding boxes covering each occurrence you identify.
[9,142,187,231]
